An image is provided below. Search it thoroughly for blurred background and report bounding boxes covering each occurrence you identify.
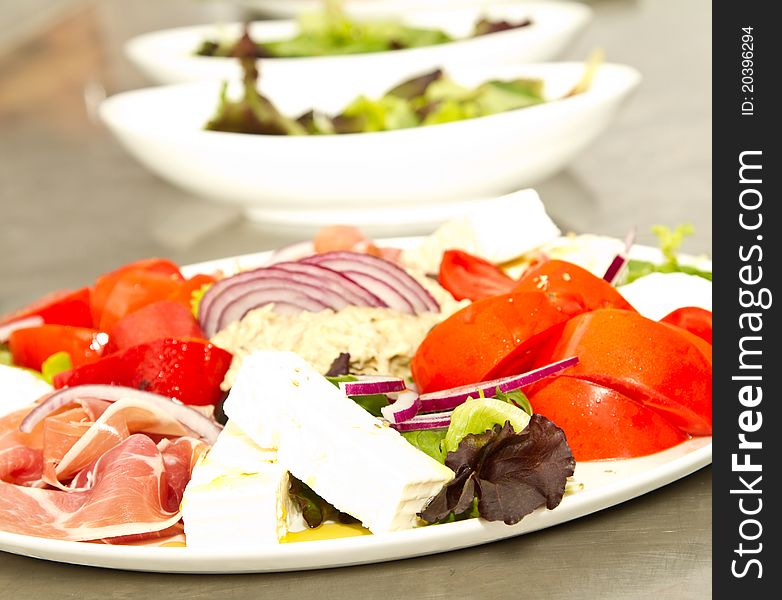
[0,0,711,319]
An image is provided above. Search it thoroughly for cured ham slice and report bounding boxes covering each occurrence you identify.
[43,397,198,488]
[0,433,206,541]
[0,407,44,486]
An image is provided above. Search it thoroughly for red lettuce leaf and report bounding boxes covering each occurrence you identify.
[420,415,575,525]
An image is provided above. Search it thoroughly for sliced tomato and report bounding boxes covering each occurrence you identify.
[0,288,92,328]
[91,258,183,327]
[8,325,107,371]
[512,260,636,315]
[105,300,205,353]
[411,291,571,393]
[98,271,184,332]
[661,323,712,366]
[660,306,712,344]
[53,338,232,406]
[438,249,516,301]
[541,309,712,436]
[527,376,688,461]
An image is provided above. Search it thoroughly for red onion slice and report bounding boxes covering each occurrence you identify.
[388,411,452,432]
[339,375,406,396]
[303,251,439,313]
[603,227,637,285]
[380,390,421,424]
[272,262,385,307]
[302,251,438,314]
[19,384,222,443]
[201,272,335,337]
[213,286,331,336]
[199,262,390,337]
[417,356,579,413]
[335,270,415,314]
[0,315,45,343]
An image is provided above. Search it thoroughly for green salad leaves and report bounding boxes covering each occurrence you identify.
[420,416,575,526]
[205,56,548,136]
[323,354,574,527]
[195,3,531,59]
[625,224,713,283]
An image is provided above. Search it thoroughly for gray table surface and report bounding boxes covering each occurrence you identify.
[0,0,711,597]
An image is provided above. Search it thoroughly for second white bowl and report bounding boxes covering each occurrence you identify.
[99,61,641,227]
[125,2,592,86]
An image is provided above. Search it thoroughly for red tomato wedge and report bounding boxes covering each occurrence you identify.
[0,288,92,329]
[438,249,516,301]
[105,300,205,353]
[411,292,571,394]
[97,271,184,332]
[660,306,712,344]
[661,323,712,366]
[90,258,183,327]
[527,376,688,461]
[540,309,712,436]
[512,260,636,315]
[8,325,107,371]
[53,338,232,406]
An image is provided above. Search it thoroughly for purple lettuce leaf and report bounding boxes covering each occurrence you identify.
[420,415,575,525]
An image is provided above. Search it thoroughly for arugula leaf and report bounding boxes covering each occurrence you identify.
[420,415,575,525]
[625,224,712,283]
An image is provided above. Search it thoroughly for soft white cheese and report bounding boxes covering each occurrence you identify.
[618,272,712,320]
[0,365,52,418]
[182,421,296,549]
[401,189,561,273]
[223,351,455,534]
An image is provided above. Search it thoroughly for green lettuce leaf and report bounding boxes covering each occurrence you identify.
[401,429,448,463]
[0,344,12,367]
[443,397,531,454]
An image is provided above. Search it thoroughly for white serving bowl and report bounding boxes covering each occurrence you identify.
[125,1,592,85]
[237,0,510,19]
[98,61,641,228]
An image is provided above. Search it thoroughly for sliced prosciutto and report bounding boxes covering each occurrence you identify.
[42,397,203,488]
[0,407,44,486]
[0,433,206,541]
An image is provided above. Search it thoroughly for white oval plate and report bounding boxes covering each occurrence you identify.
[99,62,640,227]
[0,440,712,573]
[0,241,712,572]
[125,2,592,85]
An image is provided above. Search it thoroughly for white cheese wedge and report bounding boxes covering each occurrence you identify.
[618,272,712,320]
[0,364,52,418]
[182,421,297,549]
[223,351,455,534]
[401,189,561,274]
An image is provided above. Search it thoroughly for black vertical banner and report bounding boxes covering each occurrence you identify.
[713,2,780,597]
